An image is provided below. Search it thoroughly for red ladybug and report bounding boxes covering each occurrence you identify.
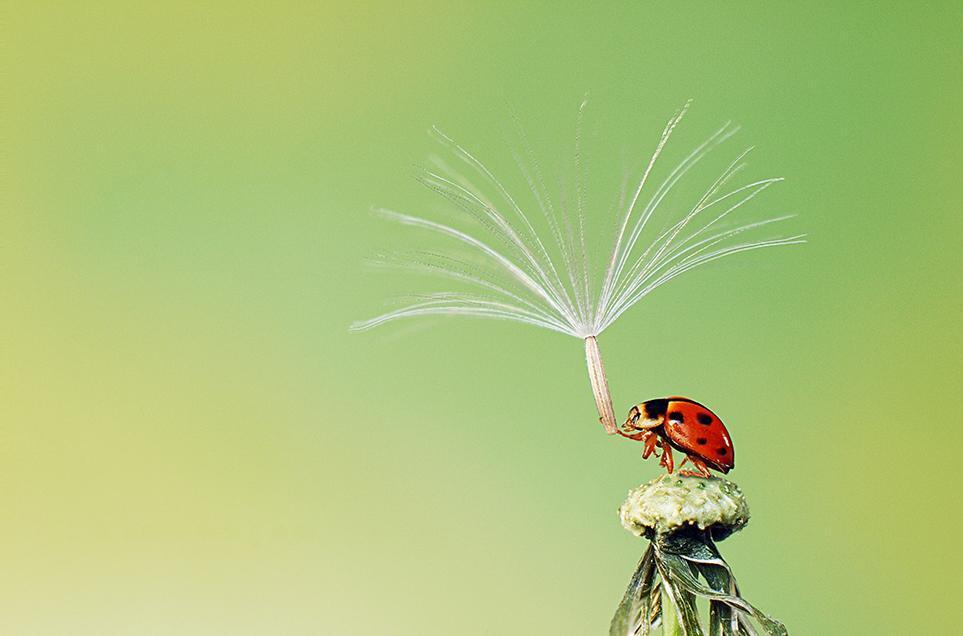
[617,397,734,477]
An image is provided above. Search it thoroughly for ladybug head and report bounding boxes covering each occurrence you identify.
[625,398,669,430]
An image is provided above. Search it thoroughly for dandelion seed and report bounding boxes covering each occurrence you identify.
[351,101,804,434]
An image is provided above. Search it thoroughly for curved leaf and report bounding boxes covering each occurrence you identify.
[655,555,704,635]
[610,547,657,636]
[658,551,787,636]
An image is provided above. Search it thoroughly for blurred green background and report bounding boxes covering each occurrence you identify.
[4,2,961,634]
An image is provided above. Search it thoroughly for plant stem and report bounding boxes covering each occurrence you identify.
[584,336,618,434]
[662,590,684,636]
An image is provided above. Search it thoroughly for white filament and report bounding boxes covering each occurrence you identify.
[351,104,803,339]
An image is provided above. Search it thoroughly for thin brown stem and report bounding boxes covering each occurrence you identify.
[585,336,618,434]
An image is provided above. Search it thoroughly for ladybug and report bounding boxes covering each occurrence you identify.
[616,396,734,477]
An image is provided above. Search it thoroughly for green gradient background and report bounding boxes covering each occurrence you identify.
[4,3,961,634]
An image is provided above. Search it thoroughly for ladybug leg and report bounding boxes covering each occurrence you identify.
[641,431,659,459]
[617,428,648,441]
[660,443,675,474]
[679,456,713,478]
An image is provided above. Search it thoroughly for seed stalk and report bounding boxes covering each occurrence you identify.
[585,336,618,434]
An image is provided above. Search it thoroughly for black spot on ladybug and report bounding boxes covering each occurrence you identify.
[697,413,713,425]
[643,399,668,419]
[696,438,707,445]
[668,411,684,424]
[716,447,728,456]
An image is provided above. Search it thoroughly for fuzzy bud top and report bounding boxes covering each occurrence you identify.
[619,474,750,539]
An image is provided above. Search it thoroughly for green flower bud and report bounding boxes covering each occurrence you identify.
[619,474,750,540]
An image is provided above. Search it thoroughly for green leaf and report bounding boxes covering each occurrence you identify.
[610,546,657,636]
[699,562,733,636]
[658,551,788,636]
[656,554,704,635]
